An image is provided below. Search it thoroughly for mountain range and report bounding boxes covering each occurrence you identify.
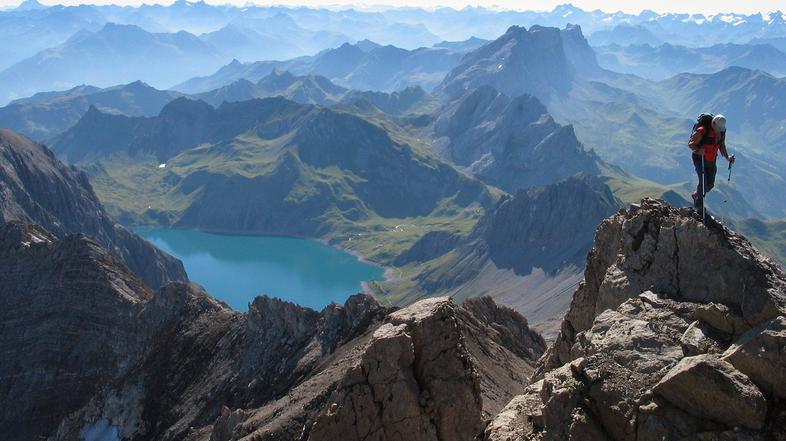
[0,81,182,140]
[51,97,493,239]
[3,2,786,68]
[0,71,438,142]
[0,23,228,104]
[176,39,473,94]
[595,42,786,79]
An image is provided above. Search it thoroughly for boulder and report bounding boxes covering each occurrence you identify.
[722,315,786,400]
[653,354,767,430]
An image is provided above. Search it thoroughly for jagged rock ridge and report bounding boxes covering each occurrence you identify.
[0,129,186,287]
[486,198,786,440]
[431,86,600,192]
[0,221,546,441]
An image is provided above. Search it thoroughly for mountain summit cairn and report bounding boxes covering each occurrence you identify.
[487,198,786,440]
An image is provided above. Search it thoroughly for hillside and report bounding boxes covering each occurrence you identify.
[595,42,786,79]
[0,128,186,288]
[194,70,349,107]
[430,86,600,192]
[377,175,621,338]
[50,97,494,264]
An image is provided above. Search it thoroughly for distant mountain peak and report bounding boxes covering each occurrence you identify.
[438,24,573,101]
[15,0,45,10]
[355,39,381,52]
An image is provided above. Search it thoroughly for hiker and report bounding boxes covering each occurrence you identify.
[688,113,734,211]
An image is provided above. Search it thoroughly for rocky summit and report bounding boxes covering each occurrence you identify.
[486,198,786,440]
[0,220,546,441]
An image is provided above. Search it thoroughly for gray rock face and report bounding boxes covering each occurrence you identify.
[0,222,546,441]
[722,315,786,400]
[653,354,768,430]
[0,222,156,440]
[431,86,600,193]
[438,25,573,102]
[487,199,786,441]
[0,128,187,288]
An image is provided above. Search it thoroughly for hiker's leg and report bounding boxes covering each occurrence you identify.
[705,161,717,193]
[693,155,704,207]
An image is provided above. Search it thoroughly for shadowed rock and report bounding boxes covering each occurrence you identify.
[0,128,187,287]
[0,221,545,441]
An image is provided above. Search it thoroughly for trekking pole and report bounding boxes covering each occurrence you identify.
[701,155,706,222]
[727,154,735,182]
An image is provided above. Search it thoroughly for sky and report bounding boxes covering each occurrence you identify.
[2,0,783,14]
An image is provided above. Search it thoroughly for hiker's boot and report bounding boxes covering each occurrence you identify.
[691,192,702,210]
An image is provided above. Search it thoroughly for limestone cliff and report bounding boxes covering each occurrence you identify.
[486,198,786,440]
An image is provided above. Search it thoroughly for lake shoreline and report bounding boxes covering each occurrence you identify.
[134,226,395,311]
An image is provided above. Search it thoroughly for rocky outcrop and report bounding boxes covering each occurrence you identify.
[0,221,545,441]
[486,198,786,440]
[0,128,187,288]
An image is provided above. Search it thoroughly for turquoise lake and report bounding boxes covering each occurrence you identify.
[136,228,385,311]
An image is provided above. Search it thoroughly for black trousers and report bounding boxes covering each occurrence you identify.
[693,154,717,201]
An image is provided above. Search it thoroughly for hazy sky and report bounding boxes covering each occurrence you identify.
[2,0,783,14]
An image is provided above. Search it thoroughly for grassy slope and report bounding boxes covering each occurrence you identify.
[85,115,496,268]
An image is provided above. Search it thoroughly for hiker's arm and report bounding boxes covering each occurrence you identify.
[688,130,704,154]
[719,133,731,160]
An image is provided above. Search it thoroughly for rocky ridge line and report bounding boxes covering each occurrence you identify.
[0,220,546,441]
[485,198,786,440]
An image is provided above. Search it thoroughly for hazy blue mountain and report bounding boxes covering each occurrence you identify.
[343,86,438,116]
[0,81,182,140]
[749,36,786,52]
[438,25,576,102]
[175,39,472,94]
[588,24,663,47]
[431,86,601,192]
[194,70,349,107]
[199,24,302,62]
[655,67,786,154]
[223,13,352,58]
[433,37,489,52]
[3,3,786,68]
[595,43,786,79]
[0,23,228,105]
[0,3,104,70]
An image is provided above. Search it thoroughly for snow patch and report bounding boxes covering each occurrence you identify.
[158,163,166,169]
[80,419,120,441]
